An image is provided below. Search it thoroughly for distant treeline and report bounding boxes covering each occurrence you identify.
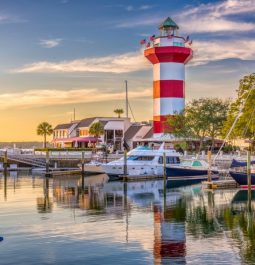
[0,142,53,149]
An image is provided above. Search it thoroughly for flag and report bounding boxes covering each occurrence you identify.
[149,34,155,41]
[146,42,150,48]
[185,35,190,42]
[140,39,146,45]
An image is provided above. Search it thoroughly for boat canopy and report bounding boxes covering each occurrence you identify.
[230,159,255,168]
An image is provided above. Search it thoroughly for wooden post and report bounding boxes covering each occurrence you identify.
[81,151,85,174]
[45,150,50,176]
[4,169,7,200]
[123,149,127,182]
[81,151,85,193]
[163,152,167,204]
[208,150,212,182]
[247,150,252,212]
[3,150,8,173]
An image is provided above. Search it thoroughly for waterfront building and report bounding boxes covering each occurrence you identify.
[144,17,193,138]
[124,123,153,149]
[53,117,131,150]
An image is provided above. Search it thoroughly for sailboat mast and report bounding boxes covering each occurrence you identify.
[125,80,128,118]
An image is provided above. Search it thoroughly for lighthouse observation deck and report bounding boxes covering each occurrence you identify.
[146,35,187,49]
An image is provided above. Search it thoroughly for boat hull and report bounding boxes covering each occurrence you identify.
[229,171,255,189]
[166,167,218,177]
[167,175,219,188]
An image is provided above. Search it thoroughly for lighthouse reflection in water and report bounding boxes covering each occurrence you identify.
[1,172,255,264]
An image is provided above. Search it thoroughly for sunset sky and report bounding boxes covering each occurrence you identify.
[0,0,255,141]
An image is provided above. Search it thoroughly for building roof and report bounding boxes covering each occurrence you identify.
[78,117,96,128]
[54,123,73,130]
[159,17,179,30]
[124,125,142,140]
[143,127,153,139]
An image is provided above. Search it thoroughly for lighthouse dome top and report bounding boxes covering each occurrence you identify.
[159,17,179,30]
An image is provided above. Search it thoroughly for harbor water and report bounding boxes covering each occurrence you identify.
[0,172,255,264]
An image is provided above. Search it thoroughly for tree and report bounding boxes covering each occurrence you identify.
[164,111,192,138]
[165,98,229,151]
[222,73,255,147]
[89,122,104,144]
[114,108,124,118]
[37,122,53,148]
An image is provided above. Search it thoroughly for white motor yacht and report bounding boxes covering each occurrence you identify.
[102,143,181,180]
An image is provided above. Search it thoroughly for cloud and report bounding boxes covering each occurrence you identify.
[126,5,134,11]
[13,50,150,73]
[0,13,26,24]
[139,5,153,10]
[118,0,255,33]
[178,0,255,33]
[0,88,151,110]
[13,37,255,74]
[191,39,255,66]
[125,4,153,12]
[39,38,62,48]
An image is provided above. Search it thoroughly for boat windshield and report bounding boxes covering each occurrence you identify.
[192,160,203,167]
[127,156,154,161]
[181,160,202,167]
[181,160,192,166]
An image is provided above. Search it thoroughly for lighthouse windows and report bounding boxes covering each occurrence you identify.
[173,41,184,47]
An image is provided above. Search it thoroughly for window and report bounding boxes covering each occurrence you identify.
[80,129,89,136]
[173,41,184,47]
[192,161,202,167]
[127,156,154,161]
[158,156,180,164]
[115,130,123,138]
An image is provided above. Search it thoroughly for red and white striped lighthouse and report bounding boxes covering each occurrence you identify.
[144,17,193,138]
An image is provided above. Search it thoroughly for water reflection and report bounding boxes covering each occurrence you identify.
[37,177,53,213]
[2,172,255,264]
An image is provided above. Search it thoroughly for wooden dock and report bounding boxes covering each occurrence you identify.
[202,179,239,189]
[45,170,82,177]
[121,175,164,182]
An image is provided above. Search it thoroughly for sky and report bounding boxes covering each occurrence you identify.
[0,0,255,141]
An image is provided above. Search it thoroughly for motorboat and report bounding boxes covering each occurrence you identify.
[165,159,219,188]
[229,159,255,189]
[102,143,181,180]
[78,160,105,175]
[166,159,218,177]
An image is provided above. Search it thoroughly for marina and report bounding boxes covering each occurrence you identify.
[0,0,254,264]
[1,171,255,264]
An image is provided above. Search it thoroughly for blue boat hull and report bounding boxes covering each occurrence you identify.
[166,167,218,177]
[229,171,255,188]
[166,175,219,188]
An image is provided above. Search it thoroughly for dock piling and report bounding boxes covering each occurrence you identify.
[81,151,85,193]
[81,151,85,174]
[123,150,128,182]
[3,151,7,173]
[207,150,212,182]
[163,152,167,203]
[247,150,252,212]
[45,150,50,176]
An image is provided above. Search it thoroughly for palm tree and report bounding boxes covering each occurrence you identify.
[114,108,124,118]
[37,122,53,148]
[89,122,104,144]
